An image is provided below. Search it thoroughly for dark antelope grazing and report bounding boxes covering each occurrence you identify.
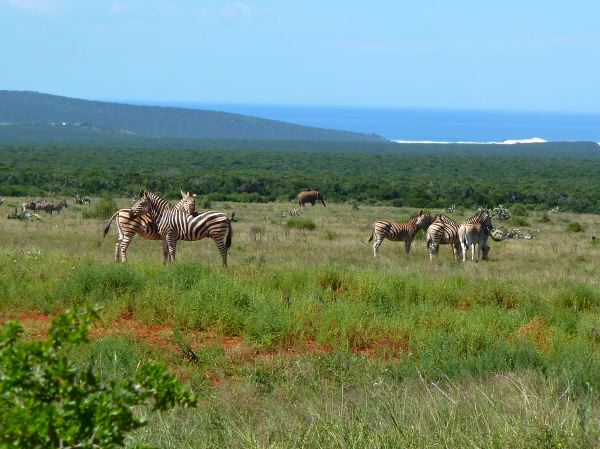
[298,190,326,207]
[46,200,68,214]
[130,190,233,266]
[426,214,461,260]
[103,191,196,263]
[368,210,434,257]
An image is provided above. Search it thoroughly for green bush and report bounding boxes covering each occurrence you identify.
[566,221,584,232]
[509,204,529,217]
[0,308,196,449]
[286,218,317,230]
[509,216,531,227]
[82,192,118,219]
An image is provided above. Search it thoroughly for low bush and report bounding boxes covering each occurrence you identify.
[286,218,317,230]
[82,192,118,219]
[509,204,529,217]
[509,216,531,227]
[566,221,584,232]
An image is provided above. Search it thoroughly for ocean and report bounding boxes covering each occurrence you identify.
[140,102,600,142]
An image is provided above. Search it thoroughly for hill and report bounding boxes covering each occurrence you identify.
[0,91,384,142]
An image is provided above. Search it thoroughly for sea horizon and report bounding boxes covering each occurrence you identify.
[123,101,600,143]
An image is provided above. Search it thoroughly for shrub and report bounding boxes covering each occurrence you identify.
[509,203,529,217]
[0,308,196,449]
[509,216,531,227]
[286,218,317,230]
[82,192,118,219]
[538,213,551,223]
[566,221,584,233]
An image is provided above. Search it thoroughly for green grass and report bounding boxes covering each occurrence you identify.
[1,198,600,447]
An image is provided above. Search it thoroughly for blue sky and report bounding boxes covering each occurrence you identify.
[1,0,599,112]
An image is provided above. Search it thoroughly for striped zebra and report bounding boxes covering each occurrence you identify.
[298,190,326,207]
[103,191,196,263]
[426,214,461,260]
[458,209,500,262]
[368,210,434,257]
[130,190,233,266]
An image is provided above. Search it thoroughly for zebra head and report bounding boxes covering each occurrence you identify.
[414,210,434,230]
[130,190,150,218]
[478,209,494,231]
[180,191,196,215]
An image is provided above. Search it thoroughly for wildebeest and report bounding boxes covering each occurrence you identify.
[47,200,68,214]
[298,190,326,207]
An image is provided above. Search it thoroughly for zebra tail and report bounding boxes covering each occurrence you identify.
[102,211,119,238]
[225,219,233,249]
[367,229,374,242]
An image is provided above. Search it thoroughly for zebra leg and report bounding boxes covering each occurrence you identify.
[461,241,468,262]
[405,239,412,255]
[162,239,169,264]
[165,233,177,263]
[452,243,460,260]
[429,242,438,261]
[214,238,228,267]
[119,238,132,263]
[373,237,383,258]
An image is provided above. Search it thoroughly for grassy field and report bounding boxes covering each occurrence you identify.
[1,197,600,448]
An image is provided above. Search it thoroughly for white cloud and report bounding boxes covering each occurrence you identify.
[220,2,253,19]
[108,0,129,15]
[5,0,54,13]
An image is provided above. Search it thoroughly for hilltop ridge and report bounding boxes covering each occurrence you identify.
[0,91,384,142]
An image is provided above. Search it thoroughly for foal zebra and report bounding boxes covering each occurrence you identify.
[130,190,233,266]
[426,214,461,260]
[368,210,433,257]
[103,191,196,263]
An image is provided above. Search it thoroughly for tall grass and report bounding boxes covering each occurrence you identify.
[2,199,600,447]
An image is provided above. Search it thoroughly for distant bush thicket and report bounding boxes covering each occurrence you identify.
[81,192,118,219]
[1,143,600,212]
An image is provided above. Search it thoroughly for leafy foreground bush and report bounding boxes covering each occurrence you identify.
[0,308,196,449]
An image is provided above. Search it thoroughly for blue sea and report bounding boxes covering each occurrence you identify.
[141,102,600,142]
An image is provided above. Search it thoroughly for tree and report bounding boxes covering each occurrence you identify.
[0,308,196,449]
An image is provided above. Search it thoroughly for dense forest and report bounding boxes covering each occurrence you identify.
[1,141,599,212]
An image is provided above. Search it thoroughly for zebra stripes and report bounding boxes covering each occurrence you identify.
[458,209,496,262]
[368,210,433,257]
[426,219,461,261]
[103,191,196,262]
[130,190,233,266]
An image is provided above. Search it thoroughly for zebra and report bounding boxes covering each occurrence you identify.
[130,190,233,266]
[368,210,434,257]
[103,191,196,263]
[458,209,500,262]
[426,214,461,261]
[298,190,326,207]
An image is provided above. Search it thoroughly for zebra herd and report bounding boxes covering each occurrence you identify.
[101,188,498,266]
[369,209,501,262]
[104,190,233,266]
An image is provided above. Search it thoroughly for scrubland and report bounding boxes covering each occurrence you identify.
[1,198,599,448]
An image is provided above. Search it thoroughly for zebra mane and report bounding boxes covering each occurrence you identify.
[145,191,174,210]
[407,210,431,225]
